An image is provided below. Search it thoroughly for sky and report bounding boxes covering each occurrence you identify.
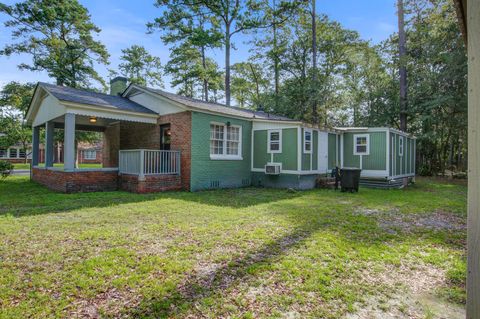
[0,0,398,92]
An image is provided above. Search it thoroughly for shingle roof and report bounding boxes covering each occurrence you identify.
[40,82,156,115]
[138,86,297,121]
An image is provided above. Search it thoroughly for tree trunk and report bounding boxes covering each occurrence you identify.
[249,63,261,106]
[311,0,319,125]
[74,139,79,169]
[201,45,209,102]
[397,0,407,132]
[273,0,279,106]
[225,27,231,106]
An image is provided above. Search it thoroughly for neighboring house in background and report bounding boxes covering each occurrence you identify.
[0,144,29,163]
[0,142,103,165]
[24,77,416,193]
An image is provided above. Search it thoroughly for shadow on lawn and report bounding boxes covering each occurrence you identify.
[122,221,318,318]
[0,177,305,217]
[118,202,417,318]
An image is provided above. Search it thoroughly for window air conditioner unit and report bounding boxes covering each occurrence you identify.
[265,163,281,175]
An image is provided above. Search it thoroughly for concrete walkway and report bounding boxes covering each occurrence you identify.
[11,169,30,176]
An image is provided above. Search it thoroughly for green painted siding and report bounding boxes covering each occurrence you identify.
[273,128,298,170]
[190,112,252,191]
[328,133,337,169]
[343,133,360,167]
[389,132,415,177]
[253,130,269,169]
[363,132,386,170]
[343,131,386,170]
[253,128,298,171]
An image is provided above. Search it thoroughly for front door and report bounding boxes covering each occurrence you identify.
[318,132,329,173]
[160,124,171,150]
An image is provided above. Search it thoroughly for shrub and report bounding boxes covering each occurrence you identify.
[0,160,14,179]
[418,164,433,176]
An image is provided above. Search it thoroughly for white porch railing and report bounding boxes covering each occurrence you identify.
[119,149,181,178]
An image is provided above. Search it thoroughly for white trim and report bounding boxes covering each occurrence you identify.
[335,127,415,139]
[210,155,243,161]
[353,134,370,156]
[303,128,312,154]
[209,122,243,161]
[413,139,416,174]
[386,130,391,176]
[267,129,282,153]
[250,128,254,171]
[361,169,389,178]
[252,122,302,130]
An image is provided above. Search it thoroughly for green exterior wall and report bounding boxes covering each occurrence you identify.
[328,133,338,170]
[343,131,387,170]
[389,132,415,177]
[190,112,252,191]
[312,131,318,170]
[253,127,298,171]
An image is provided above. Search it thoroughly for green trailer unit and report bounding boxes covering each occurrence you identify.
[251,122,341,189]
[339,128,416,188]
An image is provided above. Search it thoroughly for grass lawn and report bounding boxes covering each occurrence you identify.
[0,176,466,318]
[13,163,103,170]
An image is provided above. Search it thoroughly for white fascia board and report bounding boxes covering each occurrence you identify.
[252,121,302,130]
[63,102,158,124]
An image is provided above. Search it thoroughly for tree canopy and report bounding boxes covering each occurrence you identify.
[0,0,109,88]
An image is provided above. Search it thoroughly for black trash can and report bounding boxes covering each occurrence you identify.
[340,167,362,192]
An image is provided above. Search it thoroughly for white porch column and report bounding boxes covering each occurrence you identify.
[45,121,55,167]
[31,126,40,166]
[64,113,76,171]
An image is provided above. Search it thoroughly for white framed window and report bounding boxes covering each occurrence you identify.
[353,134,370,155]
[267,130,282,153]
[19,149,26,158]
[303,129,312,154]
[209,122,242,160]
[0,149,6,158]
[9,148,18,158]
[399,136,404,157]
[83,150,97,160]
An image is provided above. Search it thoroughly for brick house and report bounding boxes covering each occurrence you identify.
[25,77,415,193]
[0,142,103,165]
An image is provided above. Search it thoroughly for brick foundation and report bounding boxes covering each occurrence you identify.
[32,168,119,193]
[119,174,182,193]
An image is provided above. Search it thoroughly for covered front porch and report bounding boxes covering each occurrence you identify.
[26,82,185,193]
[31,113,182,193]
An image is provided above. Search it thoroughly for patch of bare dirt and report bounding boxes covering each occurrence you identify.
[356,209,465,233]
[345,262,465,319]
[69,287,141,318]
